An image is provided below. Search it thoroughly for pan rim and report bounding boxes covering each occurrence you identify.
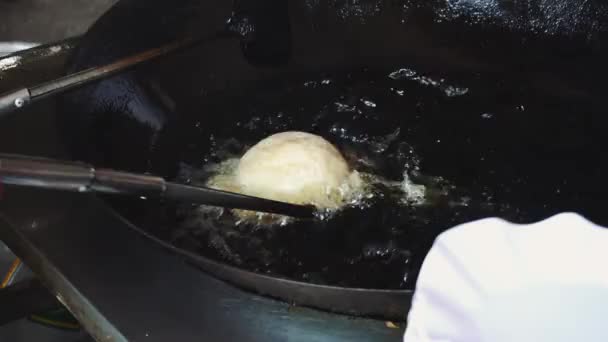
[102,198,413,320]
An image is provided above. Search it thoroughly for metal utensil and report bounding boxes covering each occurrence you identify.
[0,33,227,117]
[0,153,314,218]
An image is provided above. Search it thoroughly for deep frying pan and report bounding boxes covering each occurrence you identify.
[57,0,608,320]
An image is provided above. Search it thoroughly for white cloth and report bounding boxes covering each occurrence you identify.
[403,213,608,342]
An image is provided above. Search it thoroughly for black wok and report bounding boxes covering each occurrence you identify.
[57,0,608,320]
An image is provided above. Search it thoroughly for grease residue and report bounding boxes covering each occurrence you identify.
[0,56,21,71]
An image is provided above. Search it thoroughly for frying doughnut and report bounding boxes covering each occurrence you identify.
[236,131,359,208]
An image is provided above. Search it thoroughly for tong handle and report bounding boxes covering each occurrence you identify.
[0,154,314,218]
[0,154,93,192]
[0,33,227,118]
[0,154,164,195]
[0,89,31,118]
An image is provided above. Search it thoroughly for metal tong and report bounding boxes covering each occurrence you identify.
[0,33,222,117]
[0,154,314,219]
